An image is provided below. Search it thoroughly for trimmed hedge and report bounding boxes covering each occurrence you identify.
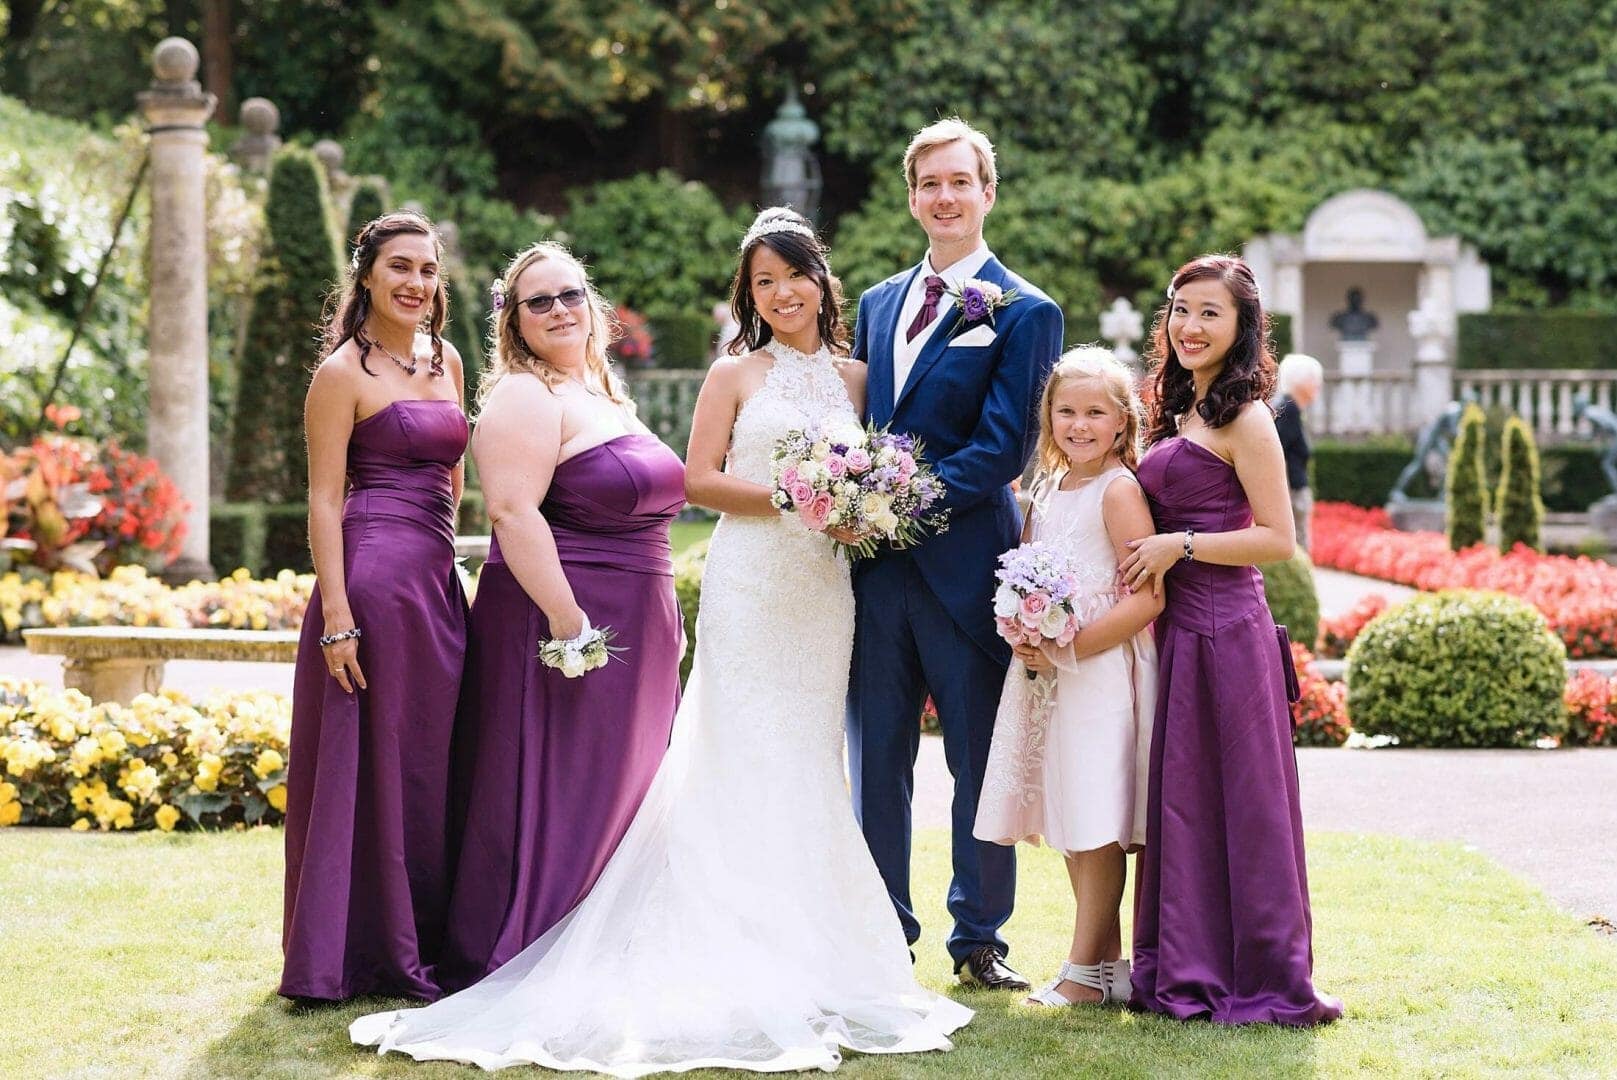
[1259,548,1320,654]
[212,495,490,576]
[1345,590,1567,747]
[1312,439,1418,506]
[1458,313,1617,370]
[650,311,716,368]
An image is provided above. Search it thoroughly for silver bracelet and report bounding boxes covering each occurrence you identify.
[1182,529,1195,562]
[319,626,362,647]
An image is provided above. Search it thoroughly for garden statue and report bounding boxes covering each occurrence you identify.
[760,86,822,222]
[1328,287,1379,341]
[1575,395,1617,497]
[1390,398,1465,503]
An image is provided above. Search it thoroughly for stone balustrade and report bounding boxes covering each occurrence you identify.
[1455,370,1617,442]
[1317,372,1419,437]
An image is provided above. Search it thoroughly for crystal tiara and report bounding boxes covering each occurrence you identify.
[739,215,817,252]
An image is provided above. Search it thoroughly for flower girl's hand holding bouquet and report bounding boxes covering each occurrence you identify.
[769,421,947,558]
[994,541,1083,673]
[538,615,621,679]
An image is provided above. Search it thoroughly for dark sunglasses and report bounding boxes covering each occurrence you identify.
[517,287,589,316]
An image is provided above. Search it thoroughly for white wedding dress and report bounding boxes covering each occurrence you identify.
[351,340,972,1074]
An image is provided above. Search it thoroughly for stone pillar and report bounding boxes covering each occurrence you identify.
[1409,299,1454,431]
[138,38,217,583]
[231,97,281,174]
[313,138,354,211]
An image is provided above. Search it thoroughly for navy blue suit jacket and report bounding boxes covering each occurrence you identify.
[851,257,1064,662]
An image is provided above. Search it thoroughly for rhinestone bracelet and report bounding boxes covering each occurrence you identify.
[319,626,362,647]
[1182,529,1196,562]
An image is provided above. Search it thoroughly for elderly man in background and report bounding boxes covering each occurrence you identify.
[1274,353,1324,552]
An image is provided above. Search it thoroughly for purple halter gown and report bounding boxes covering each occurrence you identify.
[1131,436,1341,1026]
[281,398,470,1002]
[436,433,686,993]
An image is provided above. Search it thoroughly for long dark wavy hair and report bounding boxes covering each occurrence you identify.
[1144,254,1276,446]
[323,209,448,376]
[725,207,849,356]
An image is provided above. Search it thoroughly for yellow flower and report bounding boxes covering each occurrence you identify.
[70,817,90,831]
[120,761,160,802]
[0,781,16,804]
[154,804,181,832]
[253,749,284,779]
[69,737,103,777]
[97,729,128,756]
[161,751,179,768]
[0,801,20,826]
[266,784,287,812]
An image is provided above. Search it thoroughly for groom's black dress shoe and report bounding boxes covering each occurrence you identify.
[954,946,1031,991]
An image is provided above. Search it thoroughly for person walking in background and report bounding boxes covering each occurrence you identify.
[1274,352,1323,552]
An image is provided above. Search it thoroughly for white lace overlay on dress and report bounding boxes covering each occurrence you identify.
[351,340,972,1075]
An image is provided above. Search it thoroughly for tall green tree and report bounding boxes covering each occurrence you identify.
[227,147,340,504]
[1495,416,1544,553]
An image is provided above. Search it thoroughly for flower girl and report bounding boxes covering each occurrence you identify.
[974,346,1161,1006]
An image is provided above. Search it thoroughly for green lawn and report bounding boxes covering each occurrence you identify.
[670,517,715,558]
[1,828,1613,1079]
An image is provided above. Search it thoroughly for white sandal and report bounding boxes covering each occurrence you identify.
[1025,959,1132,1007]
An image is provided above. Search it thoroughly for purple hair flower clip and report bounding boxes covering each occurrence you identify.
[490,279,506,312]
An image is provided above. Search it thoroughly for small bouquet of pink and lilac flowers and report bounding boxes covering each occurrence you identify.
[993,541,1083,662]
[769,420,948,559]
[538,617,622,679]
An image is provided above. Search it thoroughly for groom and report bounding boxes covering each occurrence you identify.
[847,118,1062,990]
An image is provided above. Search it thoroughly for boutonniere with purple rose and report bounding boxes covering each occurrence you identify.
[946,278,1019,334]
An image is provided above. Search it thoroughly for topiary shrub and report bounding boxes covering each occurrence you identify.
[344,177,387,246]
[673,540,708,687]
[1345,590,1567,748]
[228,148,342,504]
[1258,547,1320,654]
[1445,403,1488,551]
[1495,416,1544,552]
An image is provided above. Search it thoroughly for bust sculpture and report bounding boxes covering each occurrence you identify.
[1329,287,1379,342]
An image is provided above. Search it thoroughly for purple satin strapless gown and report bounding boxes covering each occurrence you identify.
[437,433,685,993]
[1130,437,1341,1026]
[281,398,470,1002]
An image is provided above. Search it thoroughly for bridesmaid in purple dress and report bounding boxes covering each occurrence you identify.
[436,242,684,993]
[1119,255,1341,1026]
[281,211,468,1002]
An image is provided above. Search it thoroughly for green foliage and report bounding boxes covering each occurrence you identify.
[1495,417,1544,552]
[1311,438,1415,507]
[1258,548,1320,652]
[227,147,341,504]
[1458,313,1617,369]
[649,311,715,369]
[228,0,375,135]
[343,178,386,247]
[1345,590,1567,748]
[209,501,314,577]
[1541,445,1610,512]
[560,172,746,317]
[1445,404,1488,551]
[672,539,708,686]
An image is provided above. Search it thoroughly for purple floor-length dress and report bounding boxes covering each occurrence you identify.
[281,398,470,1002]
[436,433,685,993]
[1130,436,1341,1026]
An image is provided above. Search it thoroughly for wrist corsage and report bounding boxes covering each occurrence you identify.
[538,616,621,678]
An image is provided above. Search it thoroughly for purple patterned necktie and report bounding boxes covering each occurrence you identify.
[905,275,948,343]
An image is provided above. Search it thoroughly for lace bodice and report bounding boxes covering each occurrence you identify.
[727,340,861,486]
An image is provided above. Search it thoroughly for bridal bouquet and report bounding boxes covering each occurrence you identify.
[993,541,1083,651]
[769,420,947,558]
[538,618,621,679]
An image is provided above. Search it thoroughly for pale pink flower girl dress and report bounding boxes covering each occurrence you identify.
[974,467,1156,854]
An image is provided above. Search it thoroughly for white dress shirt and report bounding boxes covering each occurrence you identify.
[892,242,993,406]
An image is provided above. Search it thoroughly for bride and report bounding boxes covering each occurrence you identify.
[350,208,972,1074]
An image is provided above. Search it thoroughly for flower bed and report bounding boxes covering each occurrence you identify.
[1317,594,1390,659]
[0,565,313,643]
[1312,502,1617,658]
[1291,642,1350,746]
[1564,669,1617,747]
[0,678,290,830]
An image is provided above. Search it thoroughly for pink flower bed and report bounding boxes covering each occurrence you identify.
[1312,502,1617,659]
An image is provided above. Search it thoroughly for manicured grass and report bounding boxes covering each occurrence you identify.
[2,829,1614,1078]
[670,517,715,557]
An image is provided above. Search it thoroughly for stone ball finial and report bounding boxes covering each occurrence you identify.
[240,97,280,136]
[313,139,345,172]
[152,37,200,83]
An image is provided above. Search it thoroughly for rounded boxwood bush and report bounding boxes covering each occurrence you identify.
[1259,547,1320,652]
[1345,590,1567,747]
